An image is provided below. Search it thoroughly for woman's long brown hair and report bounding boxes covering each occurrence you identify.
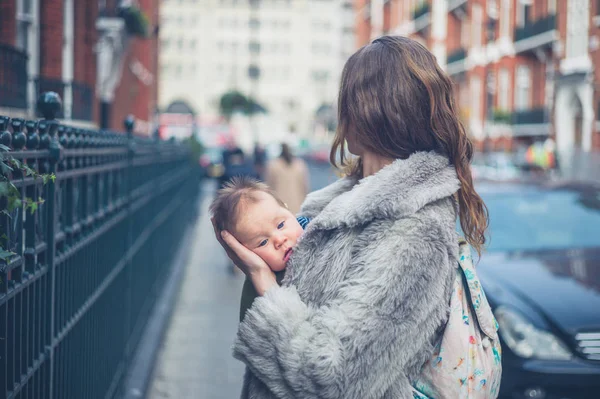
[330,36,488,255]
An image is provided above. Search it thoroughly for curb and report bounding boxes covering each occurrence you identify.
[121,204,197,399]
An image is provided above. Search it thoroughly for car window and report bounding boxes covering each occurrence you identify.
[481,188,600,252]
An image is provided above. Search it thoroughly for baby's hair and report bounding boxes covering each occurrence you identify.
[210,176,286,232]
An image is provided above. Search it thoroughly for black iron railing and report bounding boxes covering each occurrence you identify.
[447,48,467,64]
[512,107,546,124]
[71,81,93,121]
[413,2,430,20]
[0,92,201,399]
[0,44,28,110]
[514,14,556,42]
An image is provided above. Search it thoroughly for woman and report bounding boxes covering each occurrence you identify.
[216,36,498,398]
[265,143,309,214]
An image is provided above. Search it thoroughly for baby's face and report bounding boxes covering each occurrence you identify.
[234,191,304,272]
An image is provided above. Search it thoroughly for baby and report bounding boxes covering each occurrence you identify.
[210,176,309,321]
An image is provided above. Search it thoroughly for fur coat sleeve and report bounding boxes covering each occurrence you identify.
[233,151,460,399]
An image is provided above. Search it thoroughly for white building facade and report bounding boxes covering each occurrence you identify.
[159,0,354,146]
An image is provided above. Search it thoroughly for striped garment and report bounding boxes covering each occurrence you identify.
[296,216,310,230]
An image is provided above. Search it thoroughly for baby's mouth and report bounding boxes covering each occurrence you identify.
[283,248,293,262]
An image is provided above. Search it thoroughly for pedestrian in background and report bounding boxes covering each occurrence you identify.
[253,142,268,179]
[265,143,309,215]
[215,36,501,398]
[218,145,260,190]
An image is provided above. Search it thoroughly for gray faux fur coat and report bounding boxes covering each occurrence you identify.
[233,151,461,399]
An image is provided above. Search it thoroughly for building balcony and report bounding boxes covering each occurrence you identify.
[509,107,549,136]
[514,14,558,53]
[413,3,430,20]
[512,108,546,125]
[0,44,28,110]
[446,48,467,76]
[413,3,430,32]
[448,0,468,16]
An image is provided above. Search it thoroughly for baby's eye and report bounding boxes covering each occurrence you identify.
[277,221,285,229]
[258,239,268,247]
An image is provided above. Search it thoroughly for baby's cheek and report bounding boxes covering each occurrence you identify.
[270,261,286,272]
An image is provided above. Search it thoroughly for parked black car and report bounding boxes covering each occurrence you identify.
[477,180,600,398]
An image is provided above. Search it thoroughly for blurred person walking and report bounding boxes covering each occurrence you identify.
[265,143,309,215]
[218,146,261,190]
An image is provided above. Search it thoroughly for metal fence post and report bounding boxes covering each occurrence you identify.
[123,115,135,365]
[38,92,63,399]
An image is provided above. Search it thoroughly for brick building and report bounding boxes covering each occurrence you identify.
[0,0,159,134]
[355,0,599,154]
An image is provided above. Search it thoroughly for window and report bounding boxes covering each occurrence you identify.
[249,41,261,53]
[472,4,482,47]
[498,68,510,110]
[16,0,34,52]
[177,38,183,50]
[175,64,182,77]
[516,0,531,27]
[249,18,260,29]
[471,76,482,122]
[515,65,531,110]
[460,20,469,47]
[161,38,170,49]
[312,70,330,82]
[500,0,511,38]
[190,39,197,49]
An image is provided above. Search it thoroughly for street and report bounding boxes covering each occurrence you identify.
[147,161,338,399]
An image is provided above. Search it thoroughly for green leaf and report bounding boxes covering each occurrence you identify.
[8,198,22,212]
[22,164,36,177]
[0,161,13,175]
[8,182,19,195]
[50,174,56,183]
[0,182,10,196]
[0,144,11,152]
[0,248,14,260]
[28,201,38,214]
[10,158,22,170]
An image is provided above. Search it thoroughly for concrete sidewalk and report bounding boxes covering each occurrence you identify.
[147,181,246,399]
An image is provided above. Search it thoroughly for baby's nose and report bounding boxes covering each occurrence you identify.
[273,234,287,247]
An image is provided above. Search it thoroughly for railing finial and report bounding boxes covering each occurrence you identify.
[37,91,62,121]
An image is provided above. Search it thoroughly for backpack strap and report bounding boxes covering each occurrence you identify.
[457,239,499,341]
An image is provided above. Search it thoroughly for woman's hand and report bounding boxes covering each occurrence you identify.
[211,217,277,295]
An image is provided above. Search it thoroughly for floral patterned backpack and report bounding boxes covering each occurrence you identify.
[412,239,503,398]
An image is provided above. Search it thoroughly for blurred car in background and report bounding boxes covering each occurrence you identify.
[477,180,600,399]
[472,152,522,181]
[199,147,225,178]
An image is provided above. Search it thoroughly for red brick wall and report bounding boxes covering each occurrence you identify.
[40,1,63,79]
[0,0,16,46]
[355,0,371,48]
[74,0,99,123]
[447,13,462,53]
[110,0,159,133]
